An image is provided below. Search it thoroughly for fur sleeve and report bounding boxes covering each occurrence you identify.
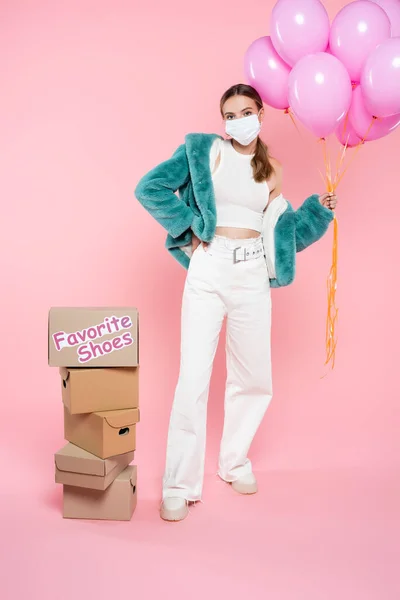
[134,144,195,239]
[294,194,334,252]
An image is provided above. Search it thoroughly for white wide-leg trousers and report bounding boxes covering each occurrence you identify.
[162,234,273,501]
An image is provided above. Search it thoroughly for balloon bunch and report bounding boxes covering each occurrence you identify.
[244,0,400,369]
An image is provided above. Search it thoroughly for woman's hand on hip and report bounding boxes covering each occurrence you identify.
[319,192,338,211]
[191,234,208,252]
[191,234,200,253]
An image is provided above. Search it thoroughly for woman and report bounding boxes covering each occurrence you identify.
[135,83,337,522]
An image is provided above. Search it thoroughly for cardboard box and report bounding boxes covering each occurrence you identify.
[64,407,140,459]
[48,307,139,367]
[63,465,137,520]
[55,443,135,491]
[59,366,139,414]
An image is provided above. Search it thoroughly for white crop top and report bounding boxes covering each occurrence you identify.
[210,138,270,232]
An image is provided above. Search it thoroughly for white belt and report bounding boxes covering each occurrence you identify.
[233,244,264,263]
[206,236,265,263]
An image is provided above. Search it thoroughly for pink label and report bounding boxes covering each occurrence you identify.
[52,315,135,363]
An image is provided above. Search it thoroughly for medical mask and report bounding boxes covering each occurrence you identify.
[225,111,262,146]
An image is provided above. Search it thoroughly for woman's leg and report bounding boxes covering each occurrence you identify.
[218,257,273,482]
[162,246,226,502]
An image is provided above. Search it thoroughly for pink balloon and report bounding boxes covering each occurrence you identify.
[330,1,391,83]
[336,117,362,147]
[349,85,400,140]
[288,52,352,138]
[270,0,330,67]
[361,37,400,117]
[368,0,400,37]
[244,36,291,110]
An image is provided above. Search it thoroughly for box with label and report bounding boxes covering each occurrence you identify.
[48,307,139,367]
[63,465,137,520]
[55,443,134,491]
[64,407,140,459]
[59,366,139,414]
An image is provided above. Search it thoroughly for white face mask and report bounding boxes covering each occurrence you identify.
[225,111,262,146]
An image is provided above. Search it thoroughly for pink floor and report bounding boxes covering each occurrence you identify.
[2,461,399,599]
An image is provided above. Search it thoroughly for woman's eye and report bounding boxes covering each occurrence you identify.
[244,111,253,116]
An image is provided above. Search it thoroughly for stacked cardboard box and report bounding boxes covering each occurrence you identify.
[48,307,140,521]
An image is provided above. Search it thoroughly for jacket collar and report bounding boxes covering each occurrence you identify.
[183,134,221,235]
[184,132,222,159]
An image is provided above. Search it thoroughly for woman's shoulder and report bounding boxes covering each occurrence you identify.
[210,136,228,152]
[269,156,282,171]
[270,156,283,183]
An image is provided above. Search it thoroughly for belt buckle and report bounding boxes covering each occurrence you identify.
[233,246,246,264]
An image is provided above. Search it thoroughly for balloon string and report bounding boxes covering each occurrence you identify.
[319,137,333,192]
[321,117,375,372]
[334,117,376,188]
[324,214,338,371]
[334,120,350,188]
[334,142,349,189]
[284,108,305,140]
[289,114,374,373]
[318,138,339,372]
[285,115,339,373]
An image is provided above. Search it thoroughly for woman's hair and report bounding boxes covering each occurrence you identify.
[220,83,274,183]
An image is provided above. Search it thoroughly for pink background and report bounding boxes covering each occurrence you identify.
[1,0,399,598]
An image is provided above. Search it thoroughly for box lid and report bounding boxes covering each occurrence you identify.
[97,408,140,429]
[54,443,134,477]
[59,366,138,381]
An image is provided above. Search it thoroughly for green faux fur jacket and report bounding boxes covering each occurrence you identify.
[134,133,334,288]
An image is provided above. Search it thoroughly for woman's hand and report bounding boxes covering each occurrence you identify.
[191,234,201,253]
[319,192,338,211]
[191,234,208,252]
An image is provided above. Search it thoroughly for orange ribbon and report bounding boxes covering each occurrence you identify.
[320,117,376,372]
[286,110,376,372]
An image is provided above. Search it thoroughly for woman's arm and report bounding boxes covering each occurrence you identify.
[268,158,283,202]
[294,194,335,252]
[134,144,195,239]
[269,160,336,252]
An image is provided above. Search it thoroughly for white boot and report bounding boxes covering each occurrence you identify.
[231,473,258,495]
[160,497,189,522]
